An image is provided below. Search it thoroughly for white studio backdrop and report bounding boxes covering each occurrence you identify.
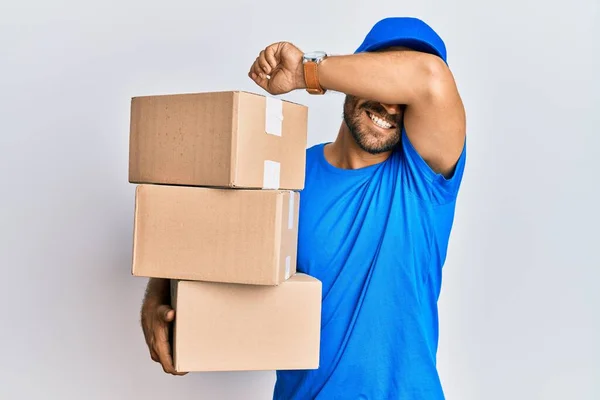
[1,0,598,399]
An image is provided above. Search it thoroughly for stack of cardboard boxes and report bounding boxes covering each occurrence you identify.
[127,90,322,373]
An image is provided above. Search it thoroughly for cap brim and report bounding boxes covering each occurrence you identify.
[355,37,446,62]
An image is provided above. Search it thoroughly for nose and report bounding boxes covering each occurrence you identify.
[381,103,401,115]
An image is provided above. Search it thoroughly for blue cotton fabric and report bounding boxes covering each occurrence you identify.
[273,128,467,400]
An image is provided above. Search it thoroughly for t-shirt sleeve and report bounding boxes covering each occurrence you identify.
[399,128,467,205]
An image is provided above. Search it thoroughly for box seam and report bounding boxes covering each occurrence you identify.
[230,92,240,187]
[274,192,284,284]
[131,185,141,275]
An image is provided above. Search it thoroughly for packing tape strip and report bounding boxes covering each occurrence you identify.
[288,191,295,229]
[265,96,283,136]
[285,255,291,280]
[263,160,281,189]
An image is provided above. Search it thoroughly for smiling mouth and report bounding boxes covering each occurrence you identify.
[366,111,395,130]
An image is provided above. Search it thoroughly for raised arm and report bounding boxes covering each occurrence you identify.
[249,42,465,177]
[318,50,465,177]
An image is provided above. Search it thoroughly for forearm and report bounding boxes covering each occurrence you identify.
[143,277,171,306]
[317,51,443,105]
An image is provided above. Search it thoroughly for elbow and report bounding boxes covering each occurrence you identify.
[420,55,454,102]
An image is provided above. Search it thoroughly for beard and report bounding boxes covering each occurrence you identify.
[342,94,403,155]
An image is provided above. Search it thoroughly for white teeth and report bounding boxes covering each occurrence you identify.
[368,112,393,129]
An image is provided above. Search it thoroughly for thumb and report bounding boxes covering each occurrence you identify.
[248,71,270,92]
[156,305,174,322]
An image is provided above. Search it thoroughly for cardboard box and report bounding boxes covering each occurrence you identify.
[171,273,322,372]
[128,91,308,190]
[132,184,299,285]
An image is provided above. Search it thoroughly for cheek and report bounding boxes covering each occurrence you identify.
[355,108,368,121]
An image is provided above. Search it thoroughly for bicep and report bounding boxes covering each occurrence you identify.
[403,58,466,178]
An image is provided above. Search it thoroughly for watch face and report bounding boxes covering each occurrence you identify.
[304,51,327,62]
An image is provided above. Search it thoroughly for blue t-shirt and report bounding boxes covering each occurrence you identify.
[273,128,467,400]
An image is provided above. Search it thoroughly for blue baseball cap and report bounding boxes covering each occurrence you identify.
[354,17,447,63]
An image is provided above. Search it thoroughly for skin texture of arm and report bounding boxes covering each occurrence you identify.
[318,50,466,178]
[144,277,171,304]
[249,42,466,178]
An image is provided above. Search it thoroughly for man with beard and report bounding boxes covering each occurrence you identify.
[140,16,467,400]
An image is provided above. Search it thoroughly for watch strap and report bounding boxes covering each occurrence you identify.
[303,61,326,95]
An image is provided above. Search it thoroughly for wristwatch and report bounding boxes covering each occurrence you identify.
[303,51,328,95]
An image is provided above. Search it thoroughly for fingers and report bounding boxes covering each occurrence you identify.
[150,346,159,362]
[143,315,164,364]
[251,57,267,80]
[258,50,271,76]
[156,304,174,322]
[145,305,187,376]
[248,63,270,92]
[264,46,278,70]
[154,333,175,374]
[141,314,158,361]
[249,72,268,91]
[153,321,188,376]
[251,43,279,79]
